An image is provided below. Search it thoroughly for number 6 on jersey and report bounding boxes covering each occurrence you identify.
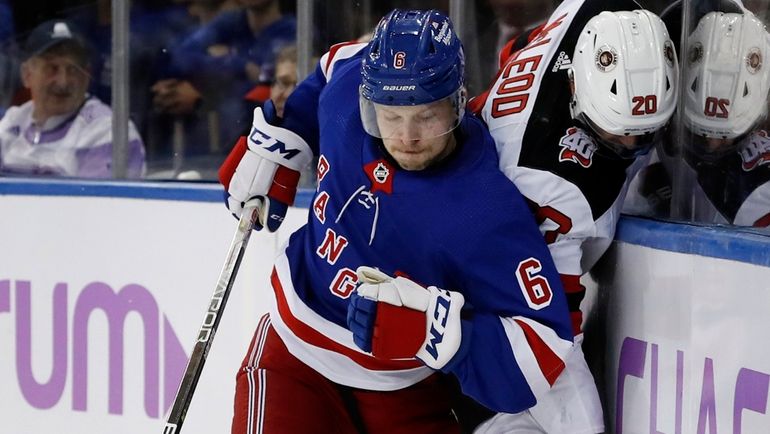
[516,258,553,309]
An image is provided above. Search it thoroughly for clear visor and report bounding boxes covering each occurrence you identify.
[578,114,661,159]
[360,89,464,141]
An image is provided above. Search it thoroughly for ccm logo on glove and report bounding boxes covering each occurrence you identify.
[249,126,305,162]
[219,107,313,232]
[347,267,466,370]
[424,291,452,359]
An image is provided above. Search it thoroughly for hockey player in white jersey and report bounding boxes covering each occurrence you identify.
[632,7,770,226]
[469,0,678,432]
[682,9,770,226]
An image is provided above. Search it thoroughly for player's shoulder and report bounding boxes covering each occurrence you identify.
[455,114,504,174]
[447,115,530,209]
[319,41,368,82]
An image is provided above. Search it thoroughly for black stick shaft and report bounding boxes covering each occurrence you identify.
[163,202,261,434]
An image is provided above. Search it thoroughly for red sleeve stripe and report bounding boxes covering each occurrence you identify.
[324,41,359,74]
[513,318,566,386]
[322,41,368,77]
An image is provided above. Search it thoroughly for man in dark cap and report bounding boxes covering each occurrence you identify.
[0,20,146,178]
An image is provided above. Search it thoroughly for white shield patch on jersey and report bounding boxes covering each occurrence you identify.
[373,162,390,183]
[558,127,597,168]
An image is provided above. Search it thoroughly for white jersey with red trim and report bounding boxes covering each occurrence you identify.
[630,131,770,227]
[471,0,649,334]
[258,42,575,414]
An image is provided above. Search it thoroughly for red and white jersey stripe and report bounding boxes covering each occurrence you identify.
[320,42,368,82]
[268,247,432,391]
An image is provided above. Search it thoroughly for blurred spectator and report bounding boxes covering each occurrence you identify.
[0,0,13,44]
[65,0,197,105]
[474,0,555,90]
[268,44,297,118]
[0,20,145,178]
[187,0,239,24]
[149,0,240,118]
[487,0,554,55]
[59,0,202,178]
[151,0,296,157]
[243,44,296,118]
[0,0,17,118]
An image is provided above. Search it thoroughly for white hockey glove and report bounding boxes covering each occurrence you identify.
[346,267,466,370]
[219,107,313,232]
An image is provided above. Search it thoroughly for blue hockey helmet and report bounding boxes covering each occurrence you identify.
[360,9,466,140]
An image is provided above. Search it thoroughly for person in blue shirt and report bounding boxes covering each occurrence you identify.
[220,9,573,433]
[0,0,16,118]
[152,0,296,157]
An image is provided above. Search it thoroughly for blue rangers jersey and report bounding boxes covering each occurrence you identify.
[262,42,573,413]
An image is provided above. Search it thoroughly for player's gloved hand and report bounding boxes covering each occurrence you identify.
[346,267,467,370]
[218,107,313,232]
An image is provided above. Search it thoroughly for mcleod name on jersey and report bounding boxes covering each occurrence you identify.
[265,42,573,413]
[471,0,650,334]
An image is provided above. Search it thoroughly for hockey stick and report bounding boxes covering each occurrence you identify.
[163,200,262,434]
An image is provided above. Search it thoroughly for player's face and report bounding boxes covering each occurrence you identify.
[703,137,735,152]
[593,128,639,149]
[22,48,89,121]
[375,99,458,170]
[687,134,738,162]
[579,113,659,158]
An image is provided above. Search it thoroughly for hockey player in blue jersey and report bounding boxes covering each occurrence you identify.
[220,9,574,433]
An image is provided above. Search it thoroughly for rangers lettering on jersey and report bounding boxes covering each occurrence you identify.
[330,268,358,298]
[316,228,349,265]
[317,155,330,185]
[558,127,597,168]
[313,191,330,223]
